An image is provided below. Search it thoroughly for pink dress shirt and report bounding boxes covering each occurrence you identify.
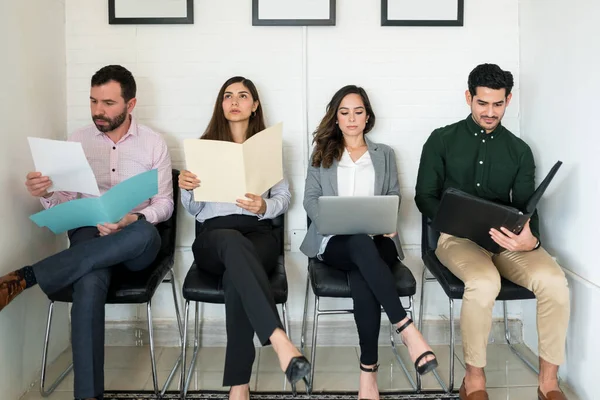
[41,116,174,225]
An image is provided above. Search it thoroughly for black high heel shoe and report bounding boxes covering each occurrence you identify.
[395,318,438,375]
[284,355,311,387]
[359,364,380,400]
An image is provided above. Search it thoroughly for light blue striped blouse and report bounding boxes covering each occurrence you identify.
[180,178,291,222]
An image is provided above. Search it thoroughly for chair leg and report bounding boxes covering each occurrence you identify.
[161,269,184,396]
[417,268,427,391]
[180,301,190,400]
[40,301,73,397]
[182,302,201,398]
[281,302,289,392]
[282,302,291,342]
[449,298,455,392]
[503,301,539,374]
[389,321,417,391]
[300,271,310,356]
[308,295,319,394]
[418,267,427,331]
[147,301,159,397]
[169,268,184,341]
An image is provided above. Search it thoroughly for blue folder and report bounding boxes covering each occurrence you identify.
[30,169,158,234]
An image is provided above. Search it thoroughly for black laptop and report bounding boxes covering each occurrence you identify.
[431,161,563,253]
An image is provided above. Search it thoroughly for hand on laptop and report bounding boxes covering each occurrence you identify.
[489,220,538,252]
[179,170,200,190]
[384,232,397,238]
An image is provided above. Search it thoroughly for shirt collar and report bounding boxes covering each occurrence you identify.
[465,114,504,140]
[94,114,138,139]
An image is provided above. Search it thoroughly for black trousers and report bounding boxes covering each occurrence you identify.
[322,234,407,366]
[191,215,283,386]
[32,221,161,399]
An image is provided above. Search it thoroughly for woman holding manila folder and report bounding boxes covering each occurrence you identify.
[179,76,310,400]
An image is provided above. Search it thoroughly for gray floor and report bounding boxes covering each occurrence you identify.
[20,344,578,400]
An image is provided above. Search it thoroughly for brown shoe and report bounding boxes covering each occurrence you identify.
[459,379,489,400]
[538,387,568,400]
[0,271,26,311]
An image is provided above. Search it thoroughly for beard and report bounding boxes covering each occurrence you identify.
[93,108,128,133]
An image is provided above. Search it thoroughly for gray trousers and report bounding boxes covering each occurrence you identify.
[32,220,161,399]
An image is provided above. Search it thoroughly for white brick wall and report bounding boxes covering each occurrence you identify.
[1,0,68,397]
[65,0,522,326]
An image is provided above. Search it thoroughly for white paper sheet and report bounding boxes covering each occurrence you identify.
[27,137,100,196]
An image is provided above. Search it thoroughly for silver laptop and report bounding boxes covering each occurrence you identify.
[316,196,399,235]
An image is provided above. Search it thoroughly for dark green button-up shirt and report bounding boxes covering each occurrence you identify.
[415,115,540,239]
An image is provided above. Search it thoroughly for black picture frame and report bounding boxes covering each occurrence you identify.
[252,0,336,26]
[381,0,464,27]
[108,0,194,25]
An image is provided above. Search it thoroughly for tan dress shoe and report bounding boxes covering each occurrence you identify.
[538,387,568,400]
[459,379,489,400]
[0,271,26,311]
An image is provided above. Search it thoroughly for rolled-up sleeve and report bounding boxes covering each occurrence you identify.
[138,138,174,224]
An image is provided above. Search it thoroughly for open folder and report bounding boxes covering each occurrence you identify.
[432,161,563,253]
[183,123,283,203]
[30,169,158,234]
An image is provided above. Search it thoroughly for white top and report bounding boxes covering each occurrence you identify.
[317,149,375,257]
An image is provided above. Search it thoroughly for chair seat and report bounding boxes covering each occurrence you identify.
[47,257,174,304]
[308,258,417,298]
[423,249,536,301]
[182,255,288,304]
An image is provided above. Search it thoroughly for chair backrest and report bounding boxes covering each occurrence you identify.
[155,169,179,261]
[421,214,440,258]
[194,213,285,256]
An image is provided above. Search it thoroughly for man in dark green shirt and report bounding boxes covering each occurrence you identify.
[415,64,569,400]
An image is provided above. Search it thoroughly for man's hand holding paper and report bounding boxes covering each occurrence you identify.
[97,213,139,236]
[25,172,54,198]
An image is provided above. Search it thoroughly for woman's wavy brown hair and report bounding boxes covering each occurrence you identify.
[311,85,376,168]
[201,76,266,142]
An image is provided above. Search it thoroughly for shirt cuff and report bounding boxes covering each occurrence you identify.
[257,198,273,220]
[39,193,57,208]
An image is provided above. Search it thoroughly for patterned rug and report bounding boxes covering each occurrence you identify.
[103,390,460,399]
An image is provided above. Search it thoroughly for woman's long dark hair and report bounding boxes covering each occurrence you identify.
[201,76,266,141]
[311,85,376,168]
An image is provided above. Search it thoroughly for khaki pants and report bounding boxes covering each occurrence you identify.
[435,234,570,368]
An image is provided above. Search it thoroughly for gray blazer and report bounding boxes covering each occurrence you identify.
[300,137,405,260]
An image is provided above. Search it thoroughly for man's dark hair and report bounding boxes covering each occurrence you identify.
[91,65,137,102]
[468,63,514,98]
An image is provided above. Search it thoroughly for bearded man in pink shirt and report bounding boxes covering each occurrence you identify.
[0,65,173,400]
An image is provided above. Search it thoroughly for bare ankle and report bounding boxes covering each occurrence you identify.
[464,365,486,390]
[539,357,560,389]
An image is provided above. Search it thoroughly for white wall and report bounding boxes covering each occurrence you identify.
[519,1,600,398]
[64,0,522,331]
[0,0,69,399]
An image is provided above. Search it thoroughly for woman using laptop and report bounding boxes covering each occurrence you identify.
[179,76,310,400]
[301,85,438,400]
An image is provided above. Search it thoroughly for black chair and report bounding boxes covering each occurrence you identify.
[179,214,292,398]
[40,169,183,398]
[300,218,421,393]
[419,215,539,392]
